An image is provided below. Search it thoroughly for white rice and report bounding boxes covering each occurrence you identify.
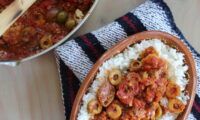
[77,39,189,120]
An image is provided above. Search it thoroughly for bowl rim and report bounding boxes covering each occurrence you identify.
[70,31,197,120]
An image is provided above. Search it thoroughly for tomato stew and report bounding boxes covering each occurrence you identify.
[0,0,13,12]
[0,0,93,60]
[87,47,185,120]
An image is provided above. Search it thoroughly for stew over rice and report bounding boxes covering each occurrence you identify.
[87,47,185,120]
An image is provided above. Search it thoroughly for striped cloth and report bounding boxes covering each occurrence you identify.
[55,0,200,119]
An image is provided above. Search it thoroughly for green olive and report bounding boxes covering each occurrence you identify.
[166,82,181,99]
[168,98,185,114]
[108,69,122,86]
[129,60,142,71]
[87,99,102,115]
[65,19,76,30]
[107,103,122,119]
[56,10,68,23]
[39,34,52,49]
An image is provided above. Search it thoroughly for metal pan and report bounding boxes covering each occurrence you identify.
[0,0,99,66]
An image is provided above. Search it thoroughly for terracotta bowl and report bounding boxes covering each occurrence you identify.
[70,31,197,120]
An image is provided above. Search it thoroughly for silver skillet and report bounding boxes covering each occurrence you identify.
[0,0,99,66]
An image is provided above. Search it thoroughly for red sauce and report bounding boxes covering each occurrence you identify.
[0,0,93,60]
[0,0,13,10]
[88,47,185,120]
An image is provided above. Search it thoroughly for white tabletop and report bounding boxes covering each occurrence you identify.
[0,0,199,120]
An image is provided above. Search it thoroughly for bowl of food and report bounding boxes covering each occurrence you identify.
[0,0,99,66]
[70,31,196,120]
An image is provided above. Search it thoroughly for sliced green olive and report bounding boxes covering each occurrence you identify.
[56,10,68,23]
[87,99,102,115]
[108,69,122,86]
[65,18,76,30]
[39,34,53,49]
[129,60,142,71]
[166,82,181,99]
[107,103,122,119]
[168,99,185,114]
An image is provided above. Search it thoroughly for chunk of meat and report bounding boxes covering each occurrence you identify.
[117,82,134,106]
[97,82,115,107]
[117,75,140,106]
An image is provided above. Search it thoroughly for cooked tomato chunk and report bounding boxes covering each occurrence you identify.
[141,54,167,71]
[140,46,158,59]
[117,74,140,106]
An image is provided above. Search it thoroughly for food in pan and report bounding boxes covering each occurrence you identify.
[77,39,189,120]
[0,0,13,12]
[0,0,93,60]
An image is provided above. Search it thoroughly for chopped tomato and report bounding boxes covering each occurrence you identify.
[117,78,139,106]
[145,86,156,103]
[92,112,108,120]
[132,98,146,109]
[117,82,134,106]
[126,72,141,82]
[140,46,158,59]
[142,54,166,71]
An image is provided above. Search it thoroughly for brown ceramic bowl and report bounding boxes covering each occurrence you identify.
[70,31,197,120]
